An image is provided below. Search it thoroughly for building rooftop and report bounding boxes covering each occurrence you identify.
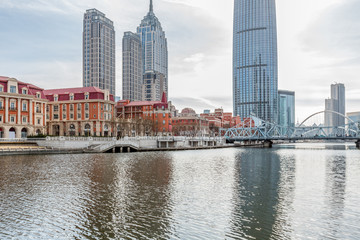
[44,86,104,95]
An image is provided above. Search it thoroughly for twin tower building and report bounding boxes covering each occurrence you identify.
[82,0,168,102]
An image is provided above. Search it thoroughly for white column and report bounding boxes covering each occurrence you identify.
[4,97,8,123]
[29,100,33,125]
[17,98,21,124]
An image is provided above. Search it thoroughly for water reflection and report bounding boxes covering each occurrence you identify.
[78,153,174,239]
[227,148,296,240]
[322,155,347,239]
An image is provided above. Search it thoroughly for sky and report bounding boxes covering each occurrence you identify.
[0,0,359,122]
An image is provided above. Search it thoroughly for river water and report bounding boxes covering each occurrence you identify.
[0,143,359,239]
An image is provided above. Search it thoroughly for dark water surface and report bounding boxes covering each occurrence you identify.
[0,143,359,239]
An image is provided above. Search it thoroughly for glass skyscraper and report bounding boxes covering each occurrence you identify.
[233,0,278,123]
[278,90,295,128]
[83,9,115,96]
[137,0,168,101]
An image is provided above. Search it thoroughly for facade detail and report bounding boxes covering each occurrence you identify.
[142,71,166,101]
[137,0,168,101]
[200,108,241,136]
[83,9,116,95]
[325,83,345,127]
[233,0,278,123]
[0,76,47,138]
[115,92,172,137]
[278,90,295,128]
[122,32,143,101]
[44,87,115,137]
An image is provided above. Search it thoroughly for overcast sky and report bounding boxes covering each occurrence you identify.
[0,0,359,122]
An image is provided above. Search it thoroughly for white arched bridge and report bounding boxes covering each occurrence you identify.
[223,111,360,148]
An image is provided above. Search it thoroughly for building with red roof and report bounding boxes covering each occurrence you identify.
[0,77,48,138]
[172,108,210,136]
[44,87,115,136]
[115,92,172,136]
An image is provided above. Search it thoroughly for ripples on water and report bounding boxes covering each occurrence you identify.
[0,143,359,239]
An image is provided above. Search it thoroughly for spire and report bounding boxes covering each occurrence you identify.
[150,0,153,13]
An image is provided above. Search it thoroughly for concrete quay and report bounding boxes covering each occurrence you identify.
[0,136,228,156]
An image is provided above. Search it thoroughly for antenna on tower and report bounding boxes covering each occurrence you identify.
[150,0,153,12]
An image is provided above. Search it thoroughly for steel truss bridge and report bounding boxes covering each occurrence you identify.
[222,111,360,147]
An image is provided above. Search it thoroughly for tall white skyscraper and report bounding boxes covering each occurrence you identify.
[122,32,143,101]
[83,9,116,96]
[325,83,346,127]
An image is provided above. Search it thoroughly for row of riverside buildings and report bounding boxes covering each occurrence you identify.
[0,76,244,139]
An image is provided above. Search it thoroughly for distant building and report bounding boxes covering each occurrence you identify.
[325,83,345,127]
[172,108,209,136]
[233,0,278,123]
[0,76,47,138]
[83,9,116,95]
[347,112,360,123]
[278,90,295,128]
[122,32,143,101]
[44,87,115,137]
[142,71,166,101]
[115,92,172,137]
[200,108,241,135]
[137,0,168,100]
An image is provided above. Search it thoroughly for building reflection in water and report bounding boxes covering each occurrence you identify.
[322,155,347,239]
[78,152,174,239]
[227,148,296,239]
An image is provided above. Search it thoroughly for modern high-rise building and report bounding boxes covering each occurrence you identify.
[278,90,295,128]
[325,83,345,127]
[122,32,143,101]
[233,0,278,123]
[137,0,168,101]
[83,9,116,96]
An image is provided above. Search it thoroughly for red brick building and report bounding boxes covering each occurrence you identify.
[172,108,210,136]
[44,87,115,137]
[0,77,47,138]
[115,93,172,136]
[200,108,241,135]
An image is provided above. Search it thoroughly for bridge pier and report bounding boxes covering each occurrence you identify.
[263,140,273,148]
[356,140,360,149]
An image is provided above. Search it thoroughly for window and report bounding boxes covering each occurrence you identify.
[63,114,66,119]
[70,94,74,100]
[54,114,59,120]
[10,86,16,93]
[10,102,16,110]
[93,114,96,118]
[70,104,74,111]
[54,95,58,101]
[62,104,66,111]
[78,113,81,119]
[37,118,41,125]
[22,102,27,111]
[54,105,59,112]
[85,103,89,111]
[93,105,96,109]
[78,104,81,111]
[36,104,41,113]
[85,113,89,119]
[10,116,15,122]
[163,113,165,118]
[22,89,27,95]
[0,86,3,92]
[46,105,50,112]
[0,115,2,122]
[0,101,3,109]
[85,93,89,100]
[36,93,41,98]
[70,113,74,119]
[163,120,165,125]
[22,116,27,123]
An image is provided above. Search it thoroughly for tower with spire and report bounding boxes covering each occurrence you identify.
[137,0,168,101]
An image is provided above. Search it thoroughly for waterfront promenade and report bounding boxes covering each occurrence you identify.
[0,136,228,156]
